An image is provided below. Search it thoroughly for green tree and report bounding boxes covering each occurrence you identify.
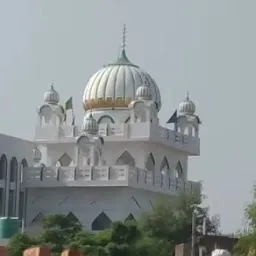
[39,213,82,255]
[105,221,141,256]
[140,191,220,256]
[8,233,39,256]
[70,229,111,256]
[8,192,219,256]
[235,185,256,256]
[71,221,142,256]
[8,214,86,256]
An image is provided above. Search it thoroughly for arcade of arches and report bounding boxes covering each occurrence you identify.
[0,154,28,220]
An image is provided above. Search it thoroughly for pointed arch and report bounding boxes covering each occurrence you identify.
[92,212,112,231]
[145,153,155,172]
[8,190,15,217]
[57,153,72,167]
[116,151,135,166]
[125,213,136,222]
[160,157,169,174]
[21,159,28,168]
[0,155,6,216]
[31,212,44,224]
[0,154,7,180]
[94,151,99,165]
[8,158,17,217]
[20,159,28,183]
[160,156,169,187]
[66,212,81,224]
[98,115,115,124]
[10,157,18,182]
[175,161,184,179]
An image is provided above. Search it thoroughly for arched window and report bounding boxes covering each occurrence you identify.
[21,159,28,168]
[94,151,99,166]
[0,155,6,216]
[125,213,136,222]
[0,155,7,180]
[8,190,15,217]
[66,212,80,224]
[160,157,170,187]
[145,153,155,172]
[175,161,184,179]
[98,115,115,124]
[19,159,28,220]
[192,125,199,137]
[160,157,169,175]
[20,159,28,183]
[92,212,112,231]
[184,127,189,135]
[10,157,18,182]
[116,151,135,166]
[57,153,72,167]
[9,158,18,217]
[145,153,155,184]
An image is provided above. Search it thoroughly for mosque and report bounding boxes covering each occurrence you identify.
[0,27,201,233]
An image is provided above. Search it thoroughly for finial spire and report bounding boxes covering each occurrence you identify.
[51,81,55,90]
[143,74,149,87]
[108,24,138,67]
[122,24,126,51]
[186,91,189,100]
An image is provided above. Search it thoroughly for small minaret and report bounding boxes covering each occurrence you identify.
[128,76,158,123]
[176,92,201,137]
[37,83,65,127]
[76,113,104,167]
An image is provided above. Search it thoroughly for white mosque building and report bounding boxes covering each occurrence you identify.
[0,29,201,233]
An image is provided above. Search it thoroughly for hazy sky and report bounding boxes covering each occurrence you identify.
[0,0,254,233]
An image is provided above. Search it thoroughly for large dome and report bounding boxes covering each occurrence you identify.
[83,49,162,111]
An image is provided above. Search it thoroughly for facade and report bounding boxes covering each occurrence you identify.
[0,134,34,222]
[0,31,201,233]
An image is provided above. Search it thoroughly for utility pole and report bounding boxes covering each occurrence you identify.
[191,208,196,256]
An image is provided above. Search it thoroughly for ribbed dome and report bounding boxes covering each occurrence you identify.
[82,113,99,134]
[44,85,59,104]
[83,50,161,111]
[178,93,196,115]
[136,78,152,100]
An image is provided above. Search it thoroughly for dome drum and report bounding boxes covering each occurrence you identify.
[85,97,132,110]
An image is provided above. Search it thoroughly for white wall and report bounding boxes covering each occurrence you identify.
[102,141,188,178]
[25,186,173,231]
[0,134,34,218]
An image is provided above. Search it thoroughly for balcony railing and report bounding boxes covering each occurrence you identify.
[22,165,201,196]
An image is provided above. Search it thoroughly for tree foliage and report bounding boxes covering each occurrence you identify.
[139,192,219,255]
[8,233,39,256]
[235,185,256,256]
[8,192,220,256]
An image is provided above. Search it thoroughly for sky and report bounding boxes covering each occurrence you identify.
[0,0,255,233]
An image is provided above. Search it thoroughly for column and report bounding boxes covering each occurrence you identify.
[15,162,22,217]
[4,158,10,216]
